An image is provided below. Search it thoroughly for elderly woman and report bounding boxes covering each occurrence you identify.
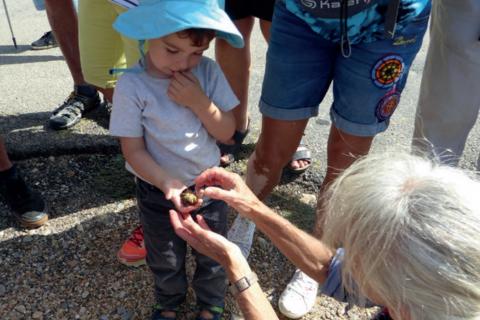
[170,153,480,320]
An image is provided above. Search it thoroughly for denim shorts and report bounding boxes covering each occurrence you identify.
[260,2,430,136]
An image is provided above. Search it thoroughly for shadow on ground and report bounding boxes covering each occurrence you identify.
[0,202,302,319]
[0,153,132,231]
[1,108,117,160]
[0,44,67,65]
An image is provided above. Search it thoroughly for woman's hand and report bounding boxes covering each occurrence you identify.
[170,210,245,268]
[162,179,202,213]
[195,167,263,220]
[171,210,280,320]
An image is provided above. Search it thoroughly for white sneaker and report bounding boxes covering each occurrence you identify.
[230,312,245,320]
[227,215,256,258]
[278,269,319,319]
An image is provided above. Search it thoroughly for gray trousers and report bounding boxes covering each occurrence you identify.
[136,179,228,311]
[412,0,480,166]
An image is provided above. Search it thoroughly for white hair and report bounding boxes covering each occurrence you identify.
[321,152,480,320]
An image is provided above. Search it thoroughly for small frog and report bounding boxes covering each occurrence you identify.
[180,189,198,206]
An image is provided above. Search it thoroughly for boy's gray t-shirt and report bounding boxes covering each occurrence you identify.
[109,57,239,186]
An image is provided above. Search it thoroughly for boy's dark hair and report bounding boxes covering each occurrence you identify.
[177,28,215,47]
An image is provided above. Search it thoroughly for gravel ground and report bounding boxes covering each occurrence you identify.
[0,152,379,320]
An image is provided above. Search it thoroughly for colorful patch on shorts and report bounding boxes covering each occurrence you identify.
[376,92,401,121]
[371,55,404,88]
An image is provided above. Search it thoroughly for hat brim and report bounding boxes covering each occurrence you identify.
[113,1,244,48]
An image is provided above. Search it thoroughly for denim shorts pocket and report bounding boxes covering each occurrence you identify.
[136,179,173,211]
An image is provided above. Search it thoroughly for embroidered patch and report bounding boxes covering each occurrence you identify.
[371,55,404,88]
[376,92,401,121]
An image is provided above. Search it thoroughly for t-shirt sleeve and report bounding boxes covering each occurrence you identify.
[109,74,144,138]
[204,59,239,112]
[321,248,376,308]
[321,248,350,303]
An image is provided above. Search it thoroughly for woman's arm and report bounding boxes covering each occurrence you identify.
[247,202,332,284]
[195,167,333,283]
[226,252,279,320]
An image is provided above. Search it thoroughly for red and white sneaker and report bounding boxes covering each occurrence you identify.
[117,225,147,267]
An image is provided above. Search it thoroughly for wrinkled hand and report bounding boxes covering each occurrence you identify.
[170,210,243,266]
[163,179,202,213]
[195,167,261,220]
[167,71,209,110]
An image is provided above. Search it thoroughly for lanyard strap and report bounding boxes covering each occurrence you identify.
[384,0,401,38]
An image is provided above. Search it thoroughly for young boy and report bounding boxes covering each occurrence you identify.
[109,1,243,319]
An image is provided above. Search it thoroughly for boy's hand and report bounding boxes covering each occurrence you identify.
[163,179,202,213]
[167,71,210,111]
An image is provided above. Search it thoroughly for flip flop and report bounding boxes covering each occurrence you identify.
[218,119,250,166]
[286,139,312,173]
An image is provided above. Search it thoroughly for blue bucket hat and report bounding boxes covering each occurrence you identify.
[113,0,244,48]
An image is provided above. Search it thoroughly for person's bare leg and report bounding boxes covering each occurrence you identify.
[246,116,309,199]
[312,125,374,237]
[253,21,311,173]
[0,137,13,171]
[44,0,85,86]
[259,19,272,42]
[286,7,310,175]
[45,0,103,130]
[215,17,255,135]
[233,116,306,257]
